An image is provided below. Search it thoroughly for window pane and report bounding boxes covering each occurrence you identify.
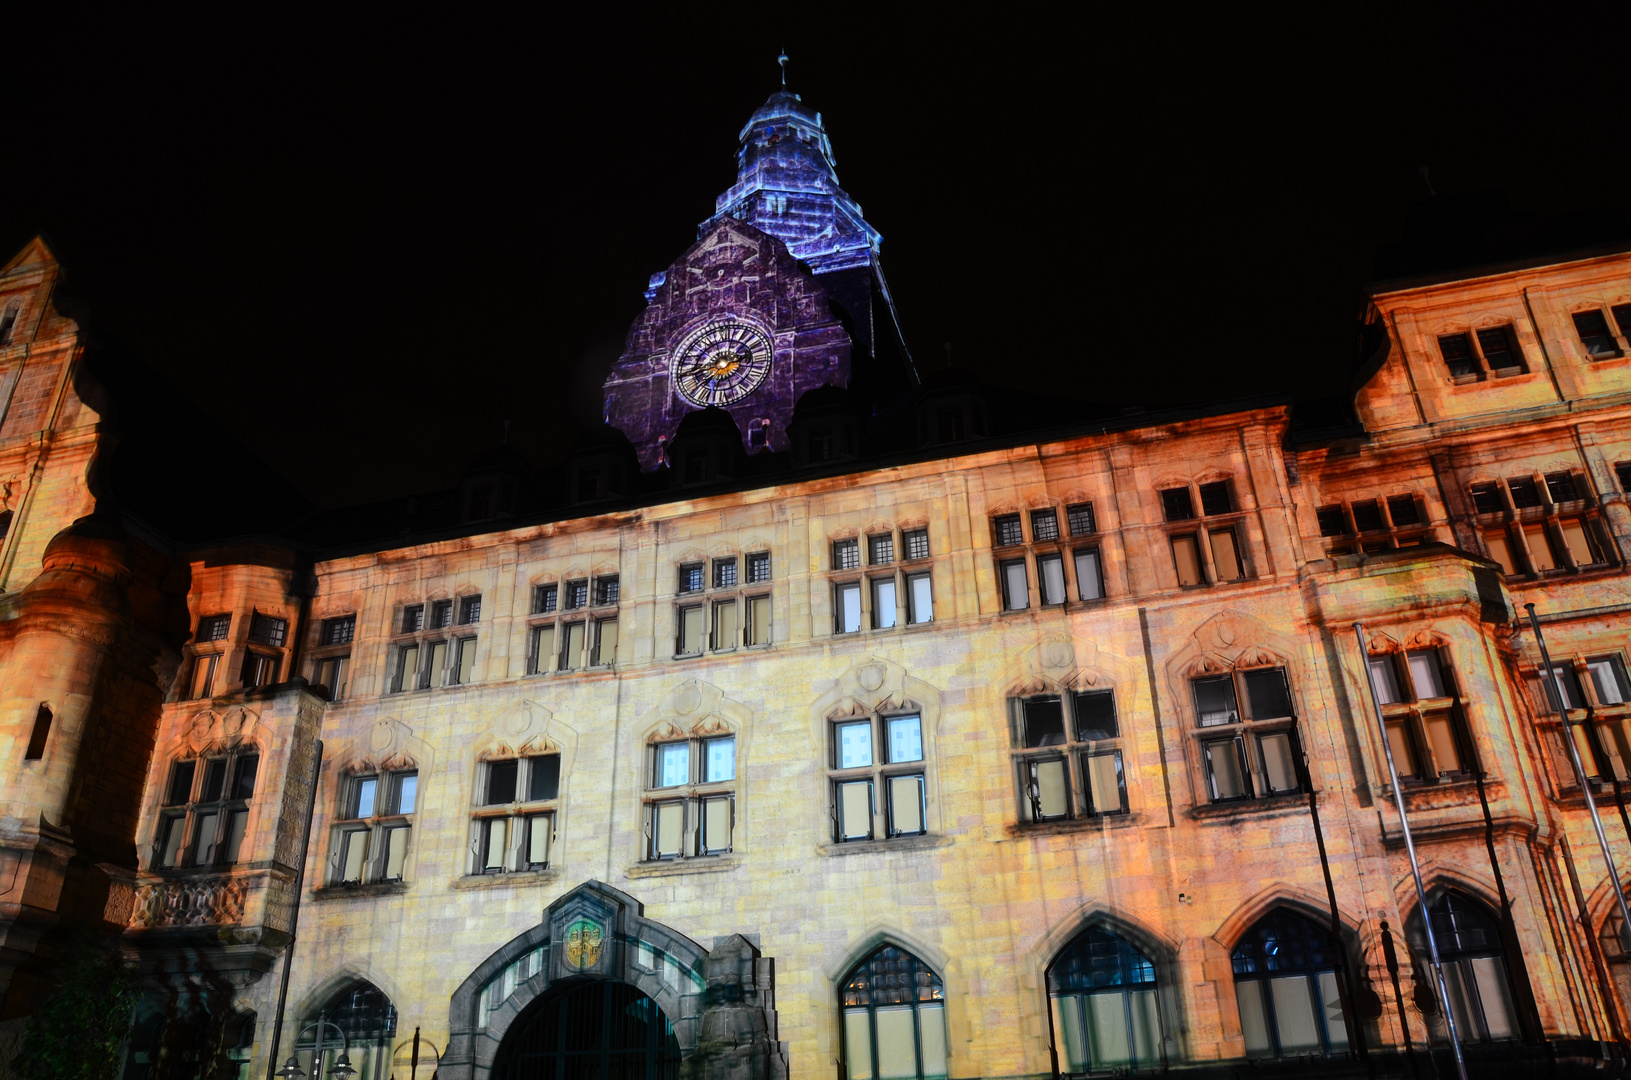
[654,802,683,857]
[486,761,517,805]
[1259,732,1299,794]
[918,1004,949,1079]
[834,539,860,569]
[994,514,1023,546]
[594,618,618,664]
[1589,657,1631,705]
[1407,651,1447,699]
[904,528,930,560]
[658,744,690,787]
[703,795,732,853]
[1244,668,1292,720]
[1206,740,1246,799]
[202,759,227,802]
[706,737,735,782]
[1073,690,1117,741]
[713,559,737,588]
[678,607,702,655]
[1545,665,1585,710]
[908,573,933,624]
[1560,519,1599,566]
[1318,970,1349,1049]
[1523,523,1556,571]
[160,817,185,867]
[1484,531,1516,575]
[889,775,924,835]
[1087,992,1130,1067]
[839,583,862,633]
[528,756,559,801]
[1033,759,1069,819]
[425,641,447,686]
[1237,980,1272,1057]
[190,655,217,699]
[1171,535,1203,586]
[1039,554,1066,604]
[1386,721,1421,779]
[353,777,378,818]
[383,825,409,880]
[712,601,737,648]
[1193,676,1238,726]
[1001,560,1029,610]
[562,622,586,668]
[839,781,872,840]
[1574,309,1621,356]
[222,810,248,864]
[1210,528,1242,580]
[873,579,898,628]
[1270,975,1321,1052]
[484,818,508,870]
[397,645,419,691]
[340,829,369,882]
[1054,996,1090,1072]
[1442,961,1478,1044]
[192,811,219,863]
[1160,488,1194,521]
[1031,509,1060,541]
[455,637,476,683]
[1074,549,1103,600]
[1067,503,1096,536]
[1472,955,1517,1040]
[1131,990,1161,1066]
[875,1005,918,1079]
[1368,658,1402,705]
[1088,753,1123,813]
[166,761,196,806]
[843,1010,873,1080]
[747,595,772,644]
[1388,494,1422,526]
[1351,499,1385,533]
[527,814,551,866]
[869,534,895,564]
[1425,712,1463,773]
[1024,697,1066,747]
[838,721,873,768]
[230,755,258,800]
[889,716,923,763]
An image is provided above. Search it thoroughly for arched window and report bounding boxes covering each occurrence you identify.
[1430,891,1518,1041]
[297,981,397,1080]
[1047,926,1161,1073]
[841,946,947,1080]
[1231,909,1348,1058]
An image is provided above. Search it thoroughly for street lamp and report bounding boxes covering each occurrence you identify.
[286,1016,353,1080]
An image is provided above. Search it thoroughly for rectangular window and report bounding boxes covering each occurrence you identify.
[320,615,356,645]
[528,755,560,801]
[746,552,771,582]
[713,558,737,588]
[315,656,349,700]
[888,716,924,763]
[837,780,873,840]
[1508,477,1542,508]
[189,654,219,699]
[1023,696,1067,747]
[1543,665,1587,711]
[1476,325,1523,372]
[158,815,186,868]
[906,573,933,624]
[1031,509,1060,541]
[903,528,930,561]
[1588,656,1631,705]
[1560,518,1602,566]
[872,579,898,628]
[527,624,555,674]
[869,534,895,565]
[1073,690,1118,741]
[1407,650,1448,699]
[1171,534,1204,586]
[423,640,447,687]
[381,825,410,881]
[1199,481,1232,516]
[711,601,737,649]
[532,584,558,614]
[1616,304,1631,341]
[1001,559,1029,610]
[560,622,585,670]
[1027,759,1070,821]
[1545,471,1577,503]
[430,600,453,629]
[394,644,419,692]
[1523,523,1557,571]
[1085,751,1125,814]
[657,743,690,787]
[679,563,704,594]
[1469,483,1505,515]
[524,814,552,869]
[1067,503,1096,536]
[1386,716,1422,779]
[232,755,259,801]
[1387,494,1421,527]
[201,758,227,802]
[1258,731,1300,794]
[833,539,861,570]
[481,817,509,872]
[350,775,379,819]
[1619,462,1631,492]
[1038,553,1067,605]
[746,595,771,645]
[1574,310,1622,357]
[451,637,476,684]
[1243,669,1293,720]
[1424,711,1464,774]
[166,760,197,806]
[1160,488,1195,522]
[248,613,287,647]
[192,811,220,864]
[677,606,703,655]
[1368,657,1403,704]
[1209,528,1243,580]
[197,614,231,642]
[888,775,926,836]
[706,736,736,782]
[593,618,618,665]
[594,575,620,605]
[837,721,874,768]
[1484,530,1516,575]
[1204,738,1249,800]
[1351,500,1384,533]
[402,604,425,633]
[994,514,1024,547]
[459,596,482,625]
[836,583,862,634]
[1193,676,1239,727]
[222,810,249,865]
[486,760,519,805]
[1437,332,1480,377]
[240,651,278,688]
[1072,548,1103,601]
[1317,506,1349,537]
[339,828,370,883]
[701,795,733,854]
[565,581,588,609]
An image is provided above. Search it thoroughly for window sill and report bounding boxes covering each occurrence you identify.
[818,833,950,857]
[1383,776,1502,811]
[452,868,561,890]
[1188,792,1309,821]
[626,854,741,878]
[1006,813,1141,838]
[311,880,410,900]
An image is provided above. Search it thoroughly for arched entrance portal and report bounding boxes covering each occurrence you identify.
[492,980,682,1080]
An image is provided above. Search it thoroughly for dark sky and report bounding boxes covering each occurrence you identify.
[3,4,1628,509]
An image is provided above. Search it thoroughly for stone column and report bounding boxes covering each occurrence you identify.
[686,934,787,1080]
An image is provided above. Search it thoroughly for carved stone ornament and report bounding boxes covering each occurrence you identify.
[180,706,260,756]
[130,876,248,929]
[347,717,432,774]
[640,679,752,748]
[479,700,555,761]
[818,657,937,724]
[564,917,605,970]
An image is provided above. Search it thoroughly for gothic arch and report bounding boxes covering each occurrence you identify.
[1212,882,1359,953]
[825,924,951,990]
[288,961,409,1041]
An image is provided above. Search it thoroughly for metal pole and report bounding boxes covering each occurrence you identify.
[1354,622,1468,1080]
[266,738,325,1080]
[1525,604,1631,950]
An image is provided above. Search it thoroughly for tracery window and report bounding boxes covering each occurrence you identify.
[296,981,397,1080]
[840,946,948,1080]
[1048,926,1162,1074]
[1232,909,1349,1059]
[153,748,260,870]
[1429,891,1519,1042]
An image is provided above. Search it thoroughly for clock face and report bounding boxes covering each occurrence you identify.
[669,316,773,407]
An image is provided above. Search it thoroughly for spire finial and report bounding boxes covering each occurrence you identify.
[778,50,789,87]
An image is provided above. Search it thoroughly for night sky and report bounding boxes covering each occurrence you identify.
[3,5,1628,510]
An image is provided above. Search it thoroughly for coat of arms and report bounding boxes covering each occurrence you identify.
[564,917,604,970]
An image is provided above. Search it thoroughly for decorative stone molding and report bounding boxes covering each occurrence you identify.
[476,699,564,761]
[130,876,248,928]
[638,679,752,744]
[1003,633,1135,698]
[813,657,940,726]
[338,716,434,775]
[174,705,261,758]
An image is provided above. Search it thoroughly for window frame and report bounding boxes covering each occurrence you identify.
[1467,470,1612,578]
[829,710,932,844]
[469,754,560,876]
[1159,479,1251,588]
[640,733,737,860]
[329,766,418,886]
[151,748,261,871]
[1011,689,1130,825]
[1188,665,1308,807]
[1365,645,1475,784]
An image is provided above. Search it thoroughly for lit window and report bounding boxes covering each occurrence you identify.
[332,768,417,884]
[1233,910,1349,1058]
[643,734,735,860]
[840,947,947,1080]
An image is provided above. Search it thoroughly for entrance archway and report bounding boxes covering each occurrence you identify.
[491,980,681,1080]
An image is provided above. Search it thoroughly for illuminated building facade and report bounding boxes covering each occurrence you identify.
[2,86,1631,1080]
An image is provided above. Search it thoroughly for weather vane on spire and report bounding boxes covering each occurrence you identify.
[778,50,789,87]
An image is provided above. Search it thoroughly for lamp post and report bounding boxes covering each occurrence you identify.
[274,1017,356,1080]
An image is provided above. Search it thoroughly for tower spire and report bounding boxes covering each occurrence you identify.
[778,50,788,87]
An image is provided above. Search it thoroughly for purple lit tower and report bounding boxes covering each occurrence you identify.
[603,81,910,470]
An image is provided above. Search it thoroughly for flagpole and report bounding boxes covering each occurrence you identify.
[1354,622,1467,1079]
